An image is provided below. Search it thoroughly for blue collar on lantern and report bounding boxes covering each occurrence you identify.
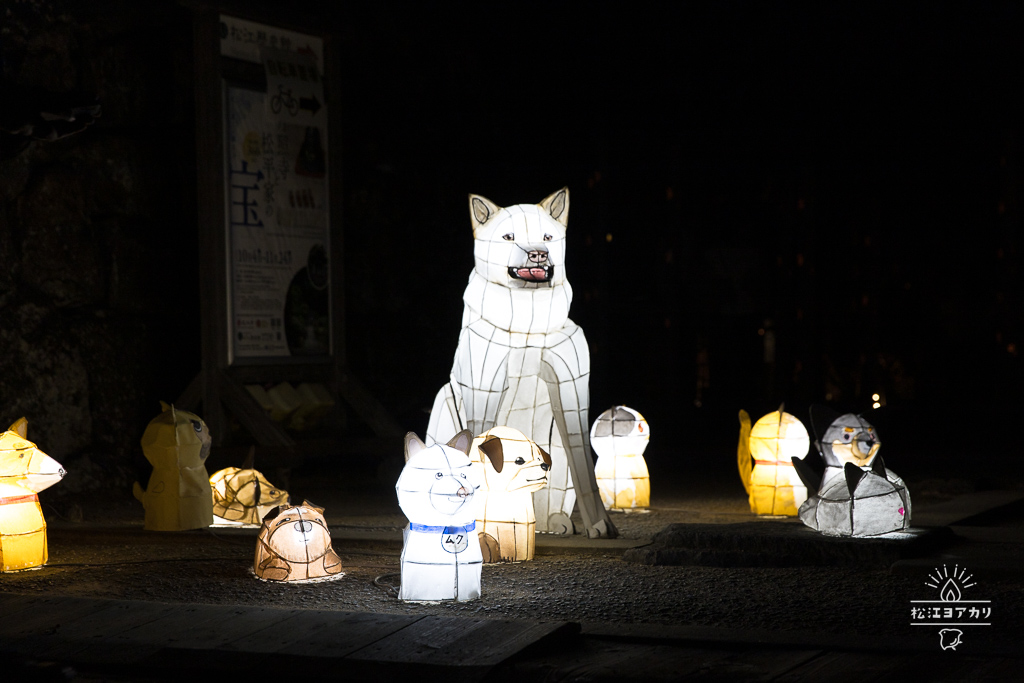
[409,521,476,534]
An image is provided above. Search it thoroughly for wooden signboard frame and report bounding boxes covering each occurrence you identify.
[183,7,399,452]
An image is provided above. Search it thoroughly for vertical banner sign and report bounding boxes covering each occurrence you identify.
[221,17,330,361]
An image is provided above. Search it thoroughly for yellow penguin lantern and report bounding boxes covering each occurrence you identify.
[738,407,809,516]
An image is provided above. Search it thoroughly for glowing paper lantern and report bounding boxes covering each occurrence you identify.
[133,402,214,531]
[425,188,616,539]
[397,431,482,601]
[591,406,651,511]
[796,412,911,537]
[0,483,48,572]
[799,458,910,537]
[0,419,65,572]
[254,500,344,582]
[210,449,289,526]
[471,426,550,563]
[737,408,809,516]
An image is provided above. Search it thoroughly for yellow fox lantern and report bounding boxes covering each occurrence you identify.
[737,408,809,516]
[0,418,65,572]
[133,403,214,531]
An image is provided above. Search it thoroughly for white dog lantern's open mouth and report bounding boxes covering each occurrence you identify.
[508,264,554,282]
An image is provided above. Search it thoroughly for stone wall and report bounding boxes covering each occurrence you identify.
[0,0,198,493]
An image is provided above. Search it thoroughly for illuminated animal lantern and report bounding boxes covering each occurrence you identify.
[254,500,343,582]
[737,408,809,516]
[426,188,616,539]
[0,483,48,572]
[0,418,66,493]
[591,406,651,511]
[472,426,551,563]
[210,448,289,526]
[397,430,482,601]
[0,419,65,572]
[794,412,911,537]
[133,402,214,531]
[799,459,910,537]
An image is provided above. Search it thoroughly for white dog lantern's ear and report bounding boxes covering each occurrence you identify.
[0,483,49,572]
[446,429,474,456]
[469,194,501,237]
[743,407,810,516]
[538,187,569,227]
[591,406,651,511]
[404,432,427,462]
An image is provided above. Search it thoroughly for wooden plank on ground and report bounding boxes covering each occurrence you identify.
[0,595,123,642]
[229,608,422,657]
[346,615,577,667]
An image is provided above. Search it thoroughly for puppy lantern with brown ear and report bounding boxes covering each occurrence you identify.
[472,426,550,562]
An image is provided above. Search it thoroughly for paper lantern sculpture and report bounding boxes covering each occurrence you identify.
[794,412,912,537]
[397,431,482,601]
[799,458,911,537]
[132,402,214,531]
[591,406,651,511]
[0,483,48,572]
[425,188,616,539]
[737,408,809,516]
[209,448,290,526]
[472,426,550,563]
[0,418,66,493]
[254,500,343,582]
[0,419,65,572]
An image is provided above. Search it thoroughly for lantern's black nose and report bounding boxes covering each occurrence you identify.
[541,463,550,471]
[294,520,312,533]
[527,250,548,263]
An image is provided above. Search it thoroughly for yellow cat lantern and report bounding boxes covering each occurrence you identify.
[210,448,290,526]
[133,403,213,531]
[737,408,809,516]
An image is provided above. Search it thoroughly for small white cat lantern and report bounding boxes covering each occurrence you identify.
[210,448,290,526]
[397,431,482,601]
[0,419,65,572]
[737,407,809,516]
[591,406,651,511]
[794,411,911,537]
[472,426,550,563]
[254,500,344,582]
[133,403,213,531]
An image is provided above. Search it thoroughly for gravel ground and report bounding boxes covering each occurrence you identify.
[3,467,1022,651]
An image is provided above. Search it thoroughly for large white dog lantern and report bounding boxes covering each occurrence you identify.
[591,406,651,511]
[472,426,550,563]
[397,431,483,601]
[737,408,809,516]
[426,188,616,539]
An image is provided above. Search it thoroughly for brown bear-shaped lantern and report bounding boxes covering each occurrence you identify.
[254,500,343,582]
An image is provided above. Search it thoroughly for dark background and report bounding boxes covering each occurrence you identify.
[1,1,1021,492]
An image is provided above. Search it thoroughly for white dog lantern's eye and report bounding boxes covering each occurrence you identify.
[435,472,444,479]
[739,409,809,516]
[543,233,552,241]
[502,233,514,241]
